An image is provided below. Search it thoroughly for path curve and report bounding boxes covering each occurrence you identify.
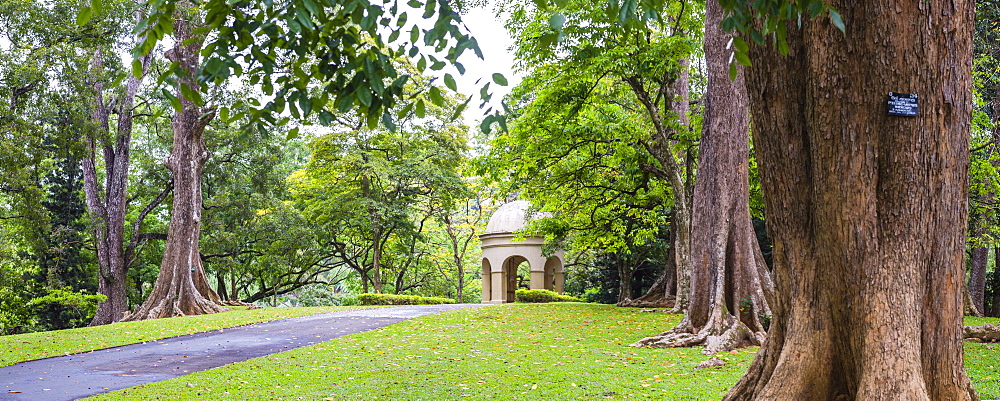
[0,303,487,401]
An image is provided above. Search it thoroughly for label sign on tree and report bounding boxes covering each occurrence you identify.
[888,92,919,116]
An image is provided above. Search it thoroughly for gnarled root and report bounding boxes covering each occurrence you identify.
[618,296,676,308]
[221,300,263,309]
[964,324,1000,342]
[631,317,763,354]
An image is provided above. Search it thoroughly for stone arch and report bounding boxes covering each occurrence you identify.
[543,256,564,292]
[502,255,529,303]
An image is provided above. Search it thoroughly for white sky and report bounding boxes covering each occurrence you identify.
[445,7,522,127]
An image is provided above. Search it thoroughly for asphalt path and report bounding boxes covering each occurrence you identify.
[0,303,487,401]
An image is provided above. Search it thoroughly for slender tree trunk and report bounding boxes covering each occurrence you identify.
[632,0,772,354]
[372,227,383,293]
[725,1,976,399]
[627,60,693,313]
[124,11,225,321]
[617,259,634,303]
[969,221,988,314]
[86,42,152,326]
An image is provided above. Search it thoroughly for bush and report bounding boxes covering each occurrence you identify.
[356,293,456,305]
[515,289,583,303]
[27,287,107,331]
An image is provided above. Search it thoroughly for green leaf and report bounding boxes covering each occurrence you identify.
[492,73,508,86]
[479,82,491,101]
[91,0,103,15]
[480,116,493,133]
[318,110,334,125]
[444,73,457,91]
[829,8,845,33]
[429,86,444,106]
[776,22,789,55]
[728,61,738,81]
[357,88,372,107]
[617,0,637,25]
[381,112,396,132]
[76,6,93,26]
[131,59,143,79]
[302,0,321,16]
[300,96,314,115]
[449,97,470,121]
[416,98,426,118]
[422,0,435,19]
[548,13,566,30]
[286,127,300,140]
[807,0,823,18]
[731,36,749,54]
[734,50,751,67]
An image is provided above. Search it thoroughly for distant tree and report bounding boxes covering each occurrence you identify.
[291,77,469,294]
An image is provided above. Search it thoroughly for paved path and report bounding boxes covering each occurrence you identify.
[0,304,487,401]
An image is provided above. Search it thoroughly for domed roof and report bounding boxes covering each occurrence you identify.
[484,200,546,235]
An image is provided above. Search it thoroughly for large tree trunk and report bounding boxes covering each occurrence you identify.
[86,43,153,326]
[724,1,976,399]
[124,12,225,321]
[631,0,772,354]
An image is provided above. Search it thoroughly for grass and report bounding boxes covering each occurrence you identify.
[91,304,755,400]
[4,303,996,400]
[0,306,362,367]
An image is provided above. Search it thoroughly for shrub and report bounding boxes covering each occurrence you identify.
[515,289,583,303]
[27,287,107,331]
[356,293,456,305]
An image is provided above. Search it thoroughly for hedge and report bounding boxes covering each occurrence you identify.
[514,289,583,303]
[356,293,456,305]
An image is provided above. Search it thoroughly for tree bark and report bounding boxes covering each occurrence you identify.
[124,11,226,321]
[631,0,773,354]
[724,1,976,399]
[86,42,153,326]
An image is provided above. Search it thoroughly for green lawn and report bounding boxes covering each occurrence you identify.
[0,306,361,367]
[6,303,997,400]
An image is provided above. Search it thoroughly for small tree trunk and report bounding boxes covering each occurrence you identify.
[632,0,772,354]
[969,213,989,313]
[372,227,383,293]
[617,259,634,303]
[124,10,225,321]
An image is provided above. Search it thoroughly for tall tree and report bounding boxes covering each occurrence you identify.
[124,10,226,320]
[722,0,976,398]
[632,0,773,353]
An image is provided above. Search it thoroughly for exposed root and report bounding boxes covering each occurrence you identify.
[964,324,1000,342]
[618,296,675,309]
[696,357,727,369]
[631,318,762,354]
[221,300,263,309]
